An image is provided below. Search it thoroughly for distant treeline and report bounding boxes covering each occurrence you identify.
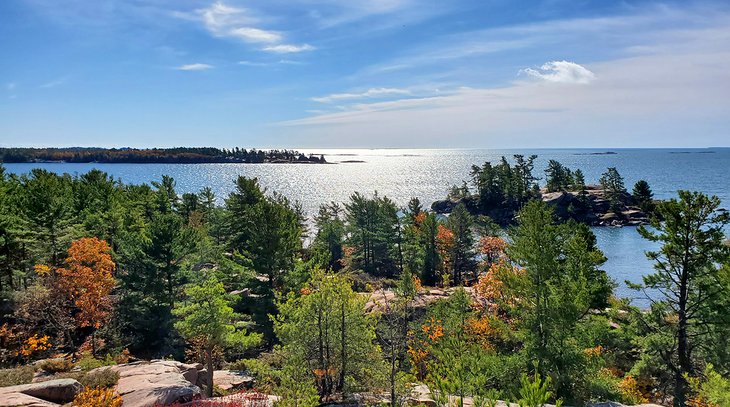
[0,147,327,164]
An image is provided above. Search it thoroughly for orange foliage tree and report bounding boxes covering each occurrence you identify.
[478,236,507,268]
[435,225,454,286]
[56,237,116,356]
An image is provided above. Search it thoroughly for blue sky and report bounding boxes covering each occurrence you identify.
[1,0,729,148]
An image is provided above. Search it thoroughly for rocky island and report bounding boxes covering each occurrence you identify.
[431,156,656,226]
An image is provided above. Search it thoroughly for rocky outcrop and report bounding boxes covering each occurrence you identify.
[89,360,203,407]
[431,187,651,227]
[0,378,82,406]
[407,385,663,407]
[213,370,254,391]
[365,287,475,314]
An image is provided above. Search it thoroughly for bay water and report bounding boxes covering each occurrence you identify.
[6,148,729,305]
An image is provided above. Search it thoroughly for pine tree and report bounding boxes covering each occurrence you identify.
[274,270,383,400]
[632,180,654,214]
[174,275,261,397]
[446,204,476,285]
[599,167,626,213]
[632,191,730,406]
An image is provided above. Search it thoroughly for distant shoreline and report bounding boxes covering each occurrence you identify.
[0,147,328,165]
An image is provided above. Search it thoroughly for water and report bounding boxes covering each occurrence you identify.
[5,148,730,305]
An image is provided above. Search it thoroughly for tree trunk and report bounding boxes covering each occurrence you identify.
[675,268,689,406]
[339,298,347,398]
[206,347,214,398]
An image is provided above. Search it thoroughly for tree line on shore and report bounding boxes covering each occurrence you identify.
[0,147,327,164]
[0,161,729,406]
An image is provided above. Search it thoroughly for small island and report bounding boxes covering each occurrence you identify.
[431,155,656,226]
[0,147,327,164]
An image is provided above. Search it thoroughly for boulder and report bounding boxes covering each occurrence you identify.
[542,191,571,205]
[0,378,82,406]
[600,212,620,222]
[90,361,202,407]
[213,370,254,391]
[0,392,59,406]
[431,198,459,214]
[408,384,436,407]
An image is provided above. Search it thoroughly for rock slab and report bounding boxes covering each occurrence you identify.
[90,360,203,407]
[0,378,82,406]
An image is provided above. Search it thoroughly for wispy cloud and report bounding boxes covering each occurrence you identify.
[40,77,69,88]
[279,15,730,148]
[521,61,595,84]
[176,63,214,71]
[6,82,16,91]
[312,87,411,103]
[181,2,314,53]
[230,27,281,43]
[262,44,315,53]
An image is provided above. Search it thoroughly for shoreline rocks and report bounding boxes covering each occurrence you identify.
[431,187,651,227]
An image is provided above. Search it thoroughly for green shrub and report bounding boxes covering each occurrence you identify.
[81,368,120,389]
[35,371,85,383]
[583,369,623,403]
[226,359,248,372]
[688,364,730,406]
[515,372,554,407]
[38,358,74,374]
[78,354,116,371]
[0,365,35,386]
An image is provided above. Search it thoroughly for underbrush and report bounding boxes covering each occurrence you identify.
[157,391,270,407]
[78,354,117,371]
[0,365,35,386]
[73,387,123,407]
[38,358,74,373]
[81,368,120,389]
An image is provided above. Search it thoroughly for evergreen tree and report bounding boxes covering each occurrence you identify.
[632,191,730,406]
[503,200,611,398]
[312,202,345,271]
[599,167,626,213]
[421,213,441,286]
[446,204,476,285]
[544,160,572,192]
[21,169,74,266]
[345,192,400,276]
[378,270,417,406]
[632,180,654,214]
[274,270,383,400]
[174,274,261,397]
[225,177,302,292]
[572,169,586,192]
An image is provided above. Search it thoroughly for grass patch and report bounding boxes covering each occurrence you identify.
[38,358,74,374]
[81,368,119,389]
[0,365,35,387]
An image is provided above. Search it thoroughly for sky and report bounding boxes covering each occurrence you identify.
[1,0,729,148]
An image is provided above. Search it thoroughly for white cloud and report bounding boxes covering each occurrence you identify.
[312,87,411,103]
[40,77,68,88]
[279,38,730,148]
[176,63,214,71]
[181,2,313,53]
[238,60,269,67]
[262,44,315,53]
[522,61,596,84]
[196,2,253,36]
[230,27,281,43]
